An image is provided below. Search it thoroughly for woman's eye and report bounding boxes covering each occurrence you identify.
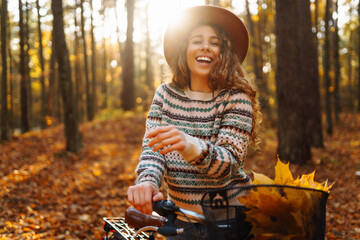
[211,42,219,46]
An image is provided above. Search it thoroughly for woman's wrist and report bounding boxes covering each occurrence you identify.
[178,133,202,162]
[136,175,160,191]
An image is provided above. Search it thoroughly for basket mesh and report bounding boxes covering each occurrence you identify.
[201,185,328,240]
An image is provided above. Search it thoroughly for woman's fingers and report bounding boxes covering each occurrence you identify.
[127,186,134,205]
[147,126,186,154]
[148,130,174,147]
[160,142,186,154]
[146,125,173,138]
[127,183,158,215]
[152,135,181,152]
[129,185,141,210]
[144,187,153,215]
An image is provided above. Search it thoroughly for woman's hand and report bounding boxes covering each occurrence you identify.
[127,183,164,215]
[147,126,186,154]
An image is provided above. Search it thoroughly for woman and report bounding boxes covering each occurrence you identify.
[127,5,260,238]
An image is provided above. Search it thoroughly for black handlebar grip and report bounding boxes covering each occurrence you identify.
[125,206,166,229]
[153,200,179,216]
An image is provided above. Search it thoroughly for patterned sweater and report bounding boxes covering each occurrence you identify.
[135,83,253,214]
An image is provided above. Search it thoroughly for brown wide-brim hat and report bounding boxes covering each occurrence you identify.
[163,5,249,67]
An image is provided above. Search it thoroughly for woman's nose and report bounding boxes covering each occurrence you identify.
[200,42,210,51]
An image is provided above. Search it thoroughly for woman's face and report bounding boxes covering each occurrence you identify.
[186,25,220,82]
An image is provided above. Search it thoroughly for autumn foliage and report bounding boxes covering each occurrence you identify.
[0,113,359,239]
[238,159,333,239]
[250,157,333,192]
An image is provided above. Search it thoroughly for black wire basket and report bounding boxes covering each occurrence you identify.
[201,185,329,240]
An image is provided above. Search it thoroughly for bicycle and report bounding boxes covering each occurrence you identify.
[102,185,329,240]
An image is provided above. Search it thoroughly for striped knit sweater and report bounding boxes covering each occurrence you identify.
[135,83,253,214]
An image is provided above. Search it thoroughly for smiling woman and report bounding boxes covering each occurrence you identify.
[127,5,261,239]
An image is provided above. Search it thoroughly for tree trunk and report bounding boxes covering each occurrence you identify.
[48,29,57,125]
[56,59,62,122]
[19,0,30,133]
[1,0,9,140]
[246,0,262,91]
[51,0,82,152]
[80,0,93,121]
[246,0,273,125]
[102,37,108,109]
[101,1,107,109]
[256,0,272,122]
[36,0,47,129]
[25,0,32,128]
[7,16,14,133]
[324,0,333,135]
[297,0,323,148]
[90,0,97,117]
[275,0,311,164]
[358,0,360,112]
[314,0,319,49]
[74,1,84,122]
[333,0,341,121]
[122,0,135,110]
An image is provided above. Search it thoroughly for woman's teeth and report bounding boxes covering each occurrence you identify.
[196,57,212,63]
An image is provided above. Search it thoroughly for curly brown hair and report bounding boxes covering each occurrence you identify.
[168,23,261,148]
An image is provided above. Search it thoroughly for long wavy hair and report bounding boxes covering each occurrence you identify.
[169,23,261,148]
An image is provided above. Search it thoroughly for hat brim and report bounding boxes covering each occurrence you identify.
[163,5,249,66]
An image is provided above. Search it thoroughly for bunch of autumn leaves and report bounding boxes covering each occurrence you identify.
[238,158,334,239]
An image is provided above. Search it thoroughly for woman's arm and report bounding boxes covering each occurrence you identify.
[128,85,166,214]
[135,86,167,188]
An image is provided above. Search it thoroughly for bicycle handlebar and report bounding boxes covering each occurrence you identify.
[120,200,204,238]
[125,200,204,229]
[154,200,205,223]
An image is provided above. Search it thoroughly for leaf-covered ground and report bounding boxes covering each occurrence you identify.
[0,112,359,239]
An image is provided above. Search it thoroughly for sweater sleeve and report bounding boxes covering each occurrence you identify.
[183,90,253,179]
[135,86,166,190]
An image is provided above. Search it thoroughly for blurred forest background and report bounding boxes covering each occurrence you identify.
[0,0,360,239]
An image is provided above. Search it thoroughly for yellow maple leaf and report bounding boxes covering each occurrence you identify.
[295,171,318,189]
[274,157,294,185]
